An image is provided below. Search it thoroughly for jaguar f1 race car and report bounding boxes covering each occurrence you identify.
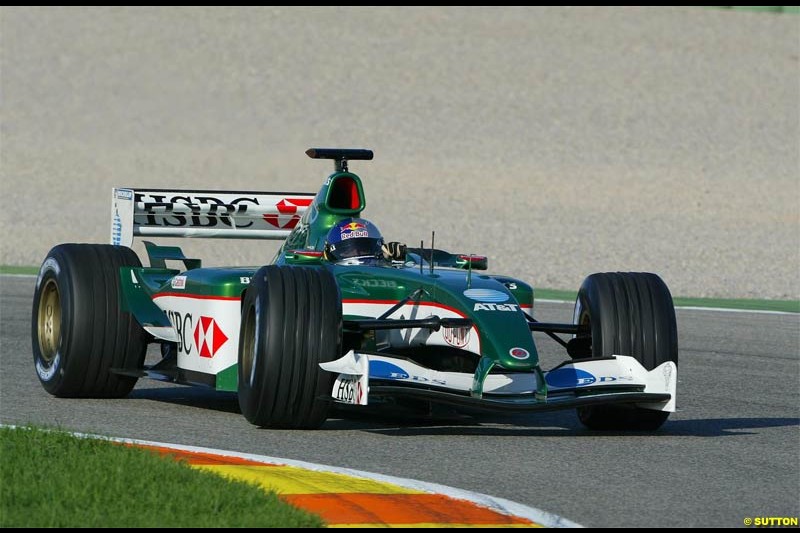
[32,148,678,430]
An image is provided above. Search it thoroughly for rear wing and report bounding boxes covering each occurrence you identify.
[111,188,315,246]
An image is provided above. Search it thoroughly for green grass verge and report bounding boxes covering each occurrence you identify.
[3,265,797,313]
[534,288,579,302]
[0,426,324,528]
[0,265,39,275]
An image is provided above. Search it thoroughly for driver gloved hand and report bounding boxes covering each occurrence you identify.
[382,242,407,261]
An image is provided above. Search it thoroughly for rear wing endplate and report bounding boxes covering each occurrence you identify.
[111,188,315,246]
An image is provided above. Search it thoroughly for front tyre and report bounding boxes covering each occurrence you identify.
[573,272,678,431]
[238,266,341,429]
[31,244,147,397]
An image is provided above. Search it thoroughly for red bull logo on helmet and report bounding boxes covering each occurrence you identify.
[340,221,369,240]
[341,221,366,232]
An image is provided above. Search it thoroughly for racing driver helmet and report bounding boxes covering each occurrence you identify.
[324,218,384,265]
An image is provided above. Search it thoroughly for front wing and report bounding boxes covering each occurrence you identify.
[320,352,676,413]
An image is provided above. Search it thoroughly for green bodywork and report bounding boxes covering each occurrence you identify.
[121,170,546,398]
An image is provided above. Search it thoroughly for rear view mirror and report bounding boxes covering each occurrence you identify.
[456,255,488,271]
[284,250,324,265]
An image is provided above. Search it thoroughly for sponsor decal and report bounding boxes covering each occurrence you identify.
[35,353,60,381]
[36,257,61,290]
[240,276,251,284]
[166,310,233,359]
[158,297,240,374]
[112,209,122,246]
[342,221,366,232]
[545,368,597,388]
[463,288,509,303]
[509,347,530,360]
[193,316,229,358]
[167,310,194,355]
[335,376,363,404]
[134,193,312,230]
[136,193,260,228]
[595,375,634,383]
[443,326,471,348]
[409,375,447,385]
[473,303,519,312]
[341,231,369,240]
[340,230,369,240]
[263,198,314,229]
[339,221,369,240]
[171,276,187,289]
[352,278,398,288]
[369,360,409,380]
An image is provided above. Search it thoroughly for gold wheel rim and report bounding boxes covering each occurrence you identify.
[579,309,591,329]
[37,279,61,362]
[241,305,256,386]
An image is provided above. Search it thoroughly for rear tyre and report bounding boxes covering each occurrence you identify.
[573,272,678,430]
[238,266,341,428]
[31,244,147,397]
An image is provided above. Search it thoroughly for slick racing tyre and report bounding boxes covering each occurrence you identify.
[31,244,147,397]
[238,265,342,429]
[573,272,678,430]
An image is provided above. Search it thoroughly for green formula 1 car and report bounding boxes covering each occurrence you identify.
[32,148,678,430]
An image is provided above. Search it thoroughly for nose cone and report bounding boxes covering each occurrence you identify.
[437,276,539,370]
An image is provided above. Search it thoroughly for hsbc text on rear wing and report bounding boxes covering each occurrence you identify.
[111,188,316,246]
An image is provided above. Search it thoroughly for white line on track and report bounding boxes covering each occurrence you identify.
[535,299,798,316]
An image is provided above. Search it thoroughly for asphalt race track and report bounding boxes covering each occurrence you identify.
[1,274,798,528]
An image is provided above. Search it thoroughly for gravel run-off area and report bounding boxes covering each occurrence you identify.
[1,7,798,299]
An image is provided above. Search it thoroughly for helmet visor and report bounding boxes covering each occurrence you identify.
[329,237,382,261]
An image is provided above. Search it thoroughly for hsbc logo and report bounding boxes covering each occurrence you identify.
[157,298,241,373]
[263,198,314,229]
[194,316,229,358]
[135,193,260,228]
[134,193,314,231]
